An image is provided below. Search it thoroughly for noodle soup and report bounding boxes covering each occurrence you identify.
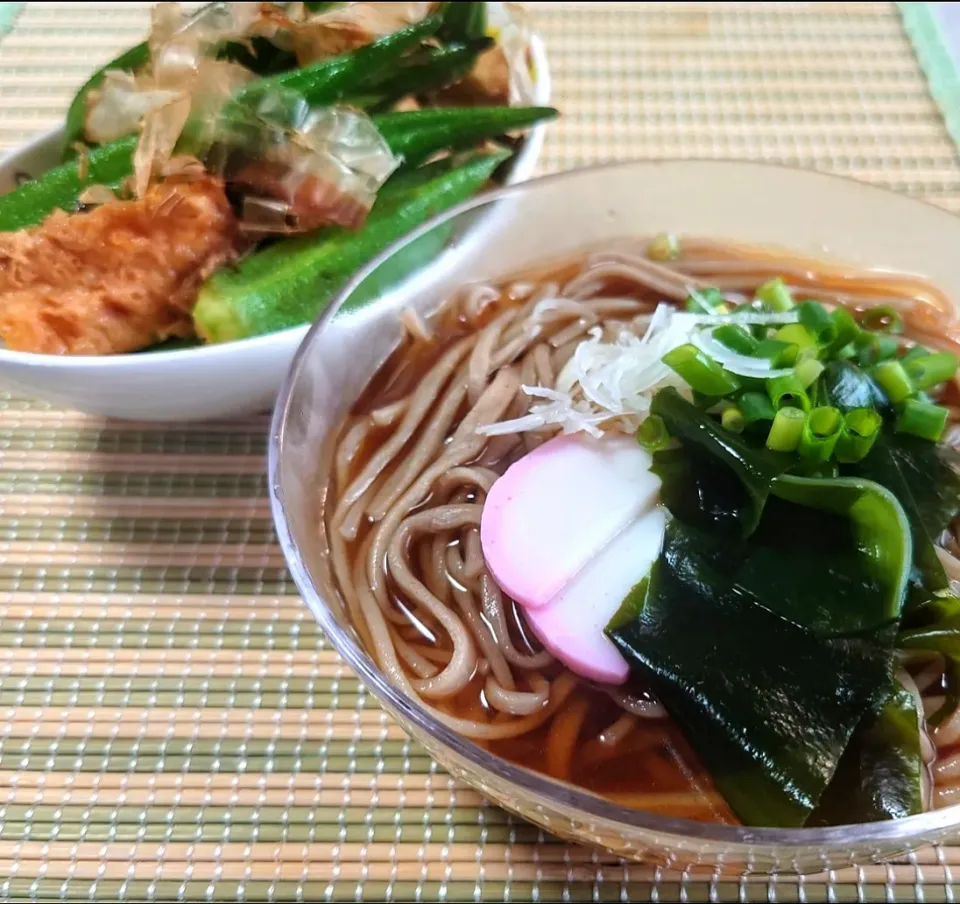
[323,235,960,829]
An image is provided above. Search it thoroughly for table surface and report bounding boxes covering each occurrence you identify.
[0,2,959,901]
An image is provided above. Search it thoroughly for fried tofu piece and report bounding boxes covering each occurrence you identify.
[0,174,239,355]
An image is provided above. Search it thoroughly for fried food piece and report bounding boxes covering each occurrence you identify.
[0,174,240,355]
[288,3,437,64]
[437,46,510,106]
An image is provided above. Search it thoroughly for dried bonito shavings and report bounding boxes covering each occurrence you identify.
[86,2,277,193]
[87,2,400,228]
[76,183,119,207]
[211,92,399,233]
[85,71,182,146]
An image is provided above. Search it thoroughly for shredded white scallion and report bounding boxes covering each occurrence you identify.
[683,310,800,326]
[688,327,794,379]
[476,303,800,438]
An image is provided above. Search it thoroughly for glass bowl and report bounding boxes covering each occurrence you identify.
[269,159,960,873]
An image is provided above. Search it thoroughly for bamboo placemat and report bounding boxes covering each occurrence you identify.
[0,2,958,900]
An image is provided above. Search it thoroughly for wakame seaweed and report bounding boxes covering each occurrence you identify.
[900,592,960,729]
[609,519,899,827]
[824,359,960,600]
[607,387,919,827]
[821,360,893,416]
[652,387,911,629]
[644,389,793,536]
[808,683,924,826]
[850,433,960,602]
[820,360,960,696]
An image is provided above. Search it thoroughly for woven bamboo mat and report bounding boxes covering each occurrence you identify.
[0,2,958,900]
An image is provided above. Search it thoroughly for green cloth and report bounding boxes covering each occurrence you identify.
[0,3,21,38]
[901,3,960,149]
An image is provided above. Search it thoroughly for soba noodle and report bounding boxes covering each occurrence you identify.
[325,236,960,823]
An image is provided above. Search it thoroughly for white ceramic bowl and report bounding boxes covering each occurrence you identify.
[0,34,550,422]
[271,160,960,872]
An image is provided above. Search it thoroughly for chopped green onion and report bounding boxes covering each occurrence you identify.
[662,344,740,397]
[773,323,817,360]
[904,352,959,390]
[798,406,843,463]
[739,391,776,428]
[877,336,900,362]
[728,375,765,394]
[756,278,794,312]
[685,287,729,315]
[637,414,671,451]
[647,232,679,262]
[795,357,825,388]
[860,305,905,334]
[835,408,882,463]
[895,398,949,442]
[712,324,760,356]
[901,344,931,364]
[856,333,898,366]
[767,373,811,412]
[755,338,796,367]
[766,407,806,452]
[721,405,746,433]
[797,301,836,347]
[874,360,914,404]
[826,307,860,354]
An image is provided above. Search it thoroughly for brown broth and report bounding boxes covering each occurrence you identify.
[349,243,673,418]
[471,681,734,823]
[333,255,732,824]
[327,237,960,828]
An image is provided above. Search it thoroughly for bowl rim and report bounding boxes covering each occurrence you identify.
[0,32,551,371]
[269,156,960,850]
